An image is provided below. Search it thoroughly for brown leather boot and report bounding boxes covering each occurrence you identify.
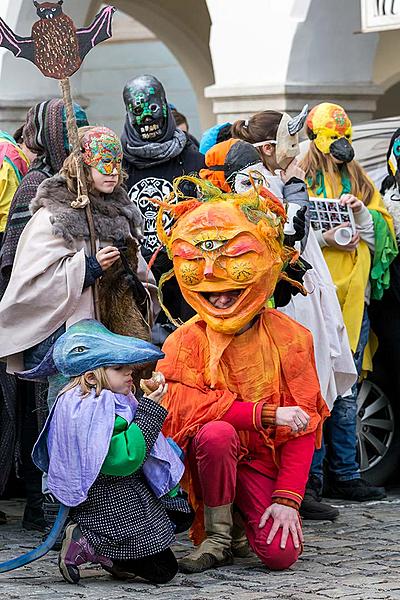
[178,504,233,574]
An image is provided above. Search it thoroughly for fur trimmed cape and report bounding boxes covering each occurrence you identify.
[30,174,143,247]
[29,175,151,342]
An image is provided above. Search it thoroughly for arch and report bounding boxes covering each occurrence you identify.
[375,80,400,118]
[373,27,400,90]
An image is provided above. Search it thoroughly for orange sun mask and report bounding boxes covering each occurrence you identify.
[157,177,294,335]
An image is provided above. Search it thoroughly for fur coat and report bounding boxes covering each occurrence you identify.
[31,175,151,341]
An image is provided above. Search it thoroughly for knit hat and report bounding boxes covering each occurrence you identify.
[23,99,88,174]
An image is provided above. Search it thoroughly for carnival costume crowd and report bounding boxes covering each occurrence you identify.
[0,73,399,583]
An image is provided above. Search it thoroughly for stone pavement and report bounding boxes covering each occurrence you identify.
[0,495,400,600]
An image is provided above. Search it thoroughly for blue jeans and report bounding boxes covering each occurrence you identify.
[311,308,370,483]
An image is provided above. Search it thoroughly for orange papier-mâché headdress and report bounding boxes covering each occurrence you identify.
[155,176,304,335]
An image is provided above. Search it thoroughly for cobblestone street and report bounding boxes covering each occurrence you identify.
[0,494,400,600]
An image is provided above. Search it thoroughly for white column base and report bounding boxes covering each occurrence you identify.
[205,83,383,125]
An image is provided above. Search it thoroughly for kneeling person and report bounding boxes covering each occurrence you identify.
[156,177,329,573]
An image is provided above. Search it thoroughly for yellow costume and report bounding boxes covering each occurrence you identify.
[305,103,397,370]
[0,132,29,232]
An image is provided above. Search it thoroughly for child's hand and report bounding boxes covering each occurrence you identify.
[146,383,168,404]
[140,371,167,403]
[323,225,360,252]
[96,246,120,271]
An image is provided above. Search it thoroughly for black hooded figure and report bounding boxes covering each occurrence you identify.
[121,75,205,339]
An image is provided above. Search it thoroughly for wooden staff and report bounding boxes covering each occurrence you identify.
[60,78,100,320]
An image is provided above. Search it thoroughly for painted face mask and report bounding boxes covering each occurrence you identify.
[157,177,291,335]
[252,105,309,170]
[82,127,123,175]
[123,74,168,142]
[306,102,354,163]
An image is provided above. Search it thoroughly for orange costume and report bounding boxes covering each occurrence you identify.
[157,178,329,572]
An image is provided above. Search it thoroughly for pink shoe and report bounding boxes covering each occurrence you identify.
[58,523,112,584]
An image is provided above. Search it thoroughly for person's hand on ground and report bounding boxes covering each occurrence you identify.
[259,503,303,549]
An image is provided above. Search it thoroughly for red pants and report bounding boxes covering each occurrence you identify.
[188,421,301,571]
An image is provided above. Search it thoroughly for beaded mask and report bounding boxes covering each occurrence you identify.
[82,127,123,175]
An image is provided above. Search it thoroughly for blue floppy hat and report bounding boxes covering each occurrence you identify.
[19,319,164,381]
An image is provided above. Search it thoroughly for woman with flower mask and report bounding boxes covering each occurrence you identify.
[300,102,397,503]
[0,126,156,397]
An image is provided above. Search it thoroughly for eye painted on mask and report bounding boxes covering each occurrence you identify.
[72,346,87,353]
[197,239,226,252]
[331,135,339,140]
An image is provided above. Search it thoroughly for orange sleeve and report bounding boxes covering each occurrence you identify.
[159,322,236,450]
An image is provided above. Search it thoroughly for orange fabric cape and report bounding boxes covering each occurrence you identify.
[159,309,329,543]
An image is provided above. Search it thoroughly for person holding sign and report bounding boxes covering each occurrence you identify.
[300,102,397,502]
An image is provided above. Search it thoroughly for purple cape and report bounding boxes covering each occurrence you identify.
[33,387,184,507]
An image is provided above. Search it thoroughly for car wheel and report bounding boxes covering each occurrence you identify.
[356,379,400,486]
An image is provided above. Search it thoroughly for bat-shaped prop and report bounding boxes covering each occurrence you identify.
[0,1,115,79]
[0,1,116,320]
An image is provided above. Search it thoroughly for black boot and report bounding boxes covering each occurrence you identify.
[323,477,386,502]
[22,473,46,531]
[20,380,46,531]
[300,475,339,521]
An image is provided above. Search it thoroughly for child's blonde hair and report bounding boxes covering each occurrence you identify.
[61,366,110,397]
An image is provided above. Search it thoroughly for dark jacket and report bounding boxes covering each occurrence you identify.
[124,141,204,330]
[124,142,205,254]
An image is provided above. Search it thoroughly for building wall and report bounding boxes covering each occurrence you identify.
[1,0,400,135]
[80,35,202,139]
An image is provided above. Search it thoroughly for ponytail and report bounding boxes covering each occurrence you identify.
[232,111,282,144]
